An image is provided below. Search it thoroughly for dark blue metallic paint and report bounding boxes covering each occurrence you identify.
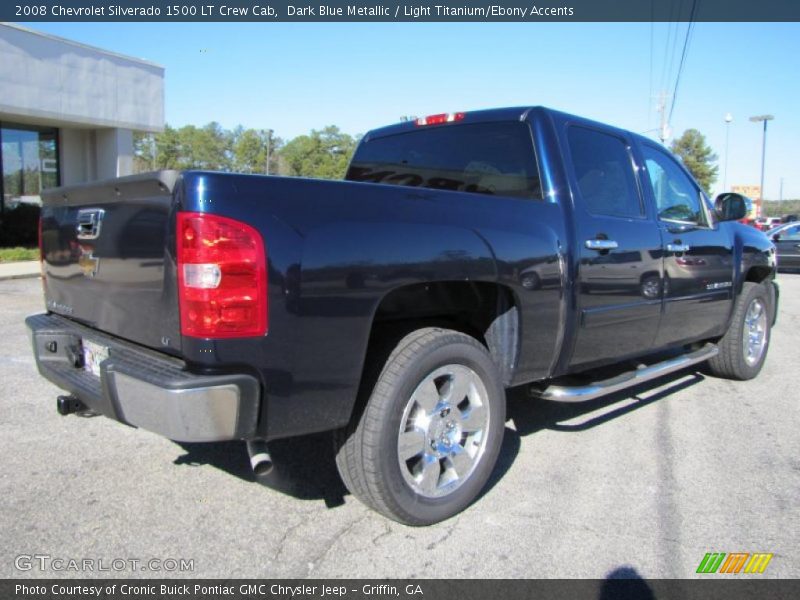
[38,107,777,441]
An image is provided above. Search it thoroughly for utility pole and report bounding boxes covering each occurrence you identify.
[265,129,273,175]
[657,90,671,143]
[749,114,774,218]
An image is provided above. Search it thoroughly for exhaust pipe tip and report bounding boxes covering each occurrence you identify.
[246,440,274,477]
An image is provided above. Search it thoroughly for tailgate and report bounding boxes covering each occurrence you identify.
[40,171,182,354]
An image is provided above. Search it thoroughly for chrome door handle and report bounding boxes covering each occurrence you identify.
[585,239,619,251]
[667,243,691,252]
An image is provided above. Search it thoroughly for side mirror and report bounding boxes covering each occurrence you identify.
[714,192,747,222]
[772,233,781,242]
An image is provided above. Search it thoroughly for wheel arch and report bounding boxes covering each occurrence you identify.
[345,281,520,431]
[744,264,773,285]
[361,280,521,389]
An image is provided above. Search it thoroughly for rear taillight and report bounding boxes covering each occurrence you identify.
[416,112,465,126]
[176,212,267,338]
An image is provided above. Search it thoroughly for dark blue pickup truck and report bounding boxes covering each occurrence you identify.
[27,107,778,525]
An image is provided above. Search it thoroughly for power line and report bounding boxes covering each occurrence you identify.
[648,5,654,130]
[668,0,699,124]
[653,1,682,142]
[659,17,676,94]
[663,0,684,94]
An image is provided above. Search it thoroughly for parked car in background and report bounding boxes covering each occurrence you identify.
[755,217,782,231]
[767,222,800,270]
[781,214,798,223]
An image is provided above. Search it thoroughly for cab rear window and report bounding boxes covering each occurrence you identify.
[345,121,542,200]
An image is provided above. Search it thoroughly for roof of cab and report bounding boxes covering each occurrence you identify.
[362,105,660,150]
[363,106,537,141]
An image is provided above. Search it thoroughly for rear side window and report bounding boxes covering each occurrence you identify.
[345,122,542,200]
[567,126,643,218]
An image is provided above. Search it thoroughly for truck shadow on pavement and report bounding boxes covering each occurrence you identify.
[172,368,705,511]
[173,432,351,508]
[481,368,706,501]
[506,370,706,436]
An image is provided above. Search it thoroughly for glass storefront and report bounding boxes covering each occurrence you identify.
[1,123,59,211]
[0,123,59,246]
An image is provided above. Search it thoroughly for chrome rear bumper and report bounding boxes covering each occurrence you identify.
[26,313,259,442]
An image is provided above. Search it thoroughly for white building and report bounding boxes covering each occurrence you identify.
[0,23,164,226]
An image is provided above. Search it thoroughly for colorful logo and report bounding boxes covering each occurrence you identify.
[696,552,773,574]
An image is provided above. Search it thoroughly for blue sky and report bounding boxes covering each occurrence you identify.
[24,21,800,198]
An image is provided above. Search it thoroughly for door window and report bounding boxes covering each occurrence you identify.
[641,145,705,225]
[567,126,643,218]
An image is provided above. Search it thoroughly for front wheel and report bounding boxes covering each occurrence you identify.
[335,328,505,525]
[707,281,772,380]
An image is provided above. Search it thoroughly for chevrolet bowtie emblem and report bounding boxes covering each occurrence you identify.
[78,245,100,278]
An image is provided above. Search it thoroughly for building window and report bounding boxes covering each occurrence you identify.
[0,123,59,246]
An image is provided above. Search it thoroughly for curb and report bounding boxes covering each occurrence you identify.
[0,273,41,281]
[0,260,41,281]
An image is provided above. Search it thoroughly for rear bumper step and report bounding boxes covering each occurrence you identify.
[532,344,719,403]
[26,313,260,442]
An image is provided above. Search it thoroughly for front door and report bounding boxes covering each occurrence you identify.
[637,143,734,348]
[565,125,663,369]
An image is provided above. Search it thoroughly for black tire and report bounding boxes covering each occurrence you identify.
[335,327,505,526]
[707,281,772,380]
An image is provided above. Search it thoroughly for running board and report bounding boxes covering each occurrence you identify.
[532,344,719,403]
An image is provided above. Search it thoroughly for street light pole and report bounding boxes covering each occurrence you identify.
[749,114,774,217]
[723,113,732,190]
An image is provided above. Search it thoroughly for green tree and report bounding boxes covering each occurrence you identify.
[133,131,156,172]
[670,129,718,194]
[134,123,234,172]
[181,122,233,170]
[133,123,357,178]
[279,126,357,179]
[232,128,282,174]
[154,124,183,169]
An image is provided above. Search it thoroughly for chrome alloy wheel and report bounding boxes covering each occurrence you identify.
[742,298,768,367]
[397,364,490,498]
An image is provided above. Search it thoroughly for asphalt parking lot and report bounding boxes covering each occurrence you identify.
[1,275,798,579]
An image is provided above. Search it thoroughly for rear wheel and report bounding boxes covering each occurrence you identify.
[707,282,771,380]
[335,328,505,525]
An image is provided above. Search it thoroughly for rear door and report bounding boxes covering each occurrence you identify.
[564,125,663,369]
[636,143,734,347]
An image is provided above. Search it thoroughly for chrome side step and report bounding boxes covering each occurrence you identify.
[532,344,719,403]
